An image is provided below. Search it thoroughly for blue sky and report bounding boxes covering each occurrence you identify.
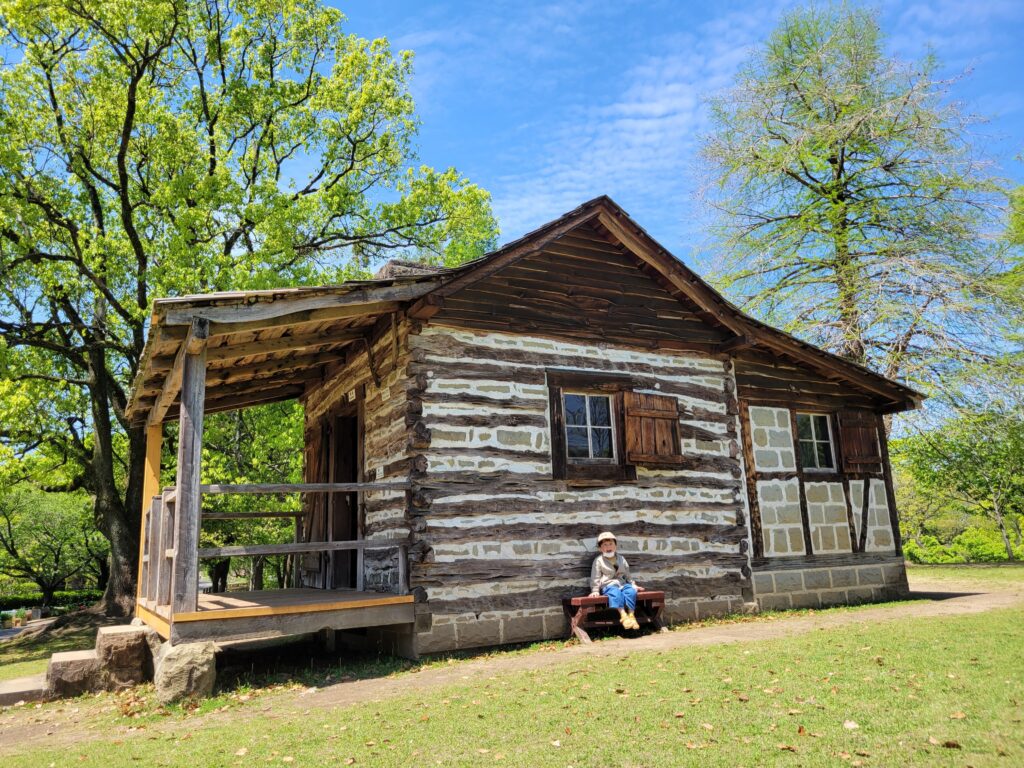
[334,0,1024,266]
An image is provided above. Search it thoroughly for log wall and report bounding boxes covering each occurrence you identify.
[408,326,750,653]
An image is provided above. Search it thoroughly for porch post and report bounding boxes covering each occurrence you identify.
[171,318,209,613]
[135,423,163,613]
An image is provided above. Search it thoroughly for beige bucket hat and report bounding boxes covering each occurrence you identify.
[596,531,617,545]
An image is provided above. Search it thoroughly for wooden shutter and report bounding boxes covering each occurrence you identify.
[624,391,683,465]
[837,409,882,474]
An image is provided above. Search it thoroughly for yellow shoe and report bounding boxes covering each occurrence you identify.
[626,612,640,630]
[618,610,631,629]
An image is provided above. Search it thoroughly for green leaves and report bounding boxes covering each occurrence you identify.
[702,4,1013,390]
[0,0,497,610]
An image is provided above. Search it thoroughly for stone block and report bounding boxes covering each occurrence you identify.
[776,504,802,525]
[95,626,148,689]
[154,642,217,704]
[819,527,837,552]
[772,571,804,593]
[788,528,806,553]
[416,622,456,655]
[502,614,545,645]
[805,484,830,504]
[758,594,791,611]
[829,567,857,587]
[695,599,735,621]
[752,572,775,594]
[542,611,568,640]
[818,590,849,607]
[0,673,46,706]
[802,569,831,590]
[789,591,821,609]
[857,566,884,586]
[750,407,777,427]
[455,618,502,650]
[664,600,698,624]
[754,449,779,470]
[758,483,783,503]
[845,587,875,605]
[47,650,100,699]
[414,606,433,633]
[772,529,790,554]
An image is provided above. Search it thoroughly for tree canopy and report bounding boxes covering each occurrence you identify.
[701,4,1013,390]
[0,0,497,613]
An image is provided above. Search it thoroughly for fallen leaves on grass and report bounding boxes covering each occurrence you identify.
[842,720,859,730]
[949,711,967,720]
[777,743,797,752]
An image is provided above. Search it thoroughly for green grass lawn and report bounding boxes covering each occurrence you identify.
[907,562,1024,590]
[6,603,1022,767]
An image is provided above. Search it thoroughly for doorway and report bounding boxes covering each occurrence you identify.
[327,409,361,589]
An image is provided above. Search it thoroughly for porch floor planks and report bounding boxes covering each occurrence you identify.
[140,588,412,623]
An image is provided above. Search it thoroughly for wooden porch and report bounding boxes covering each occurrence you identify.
[124,284,432,647]
[135,481,415,644]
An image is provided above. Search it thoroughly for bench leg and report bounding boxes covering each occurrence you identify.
[569,608,592,644]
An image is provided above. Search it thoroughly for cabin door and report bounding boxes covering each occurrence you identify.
[327,411,361,589]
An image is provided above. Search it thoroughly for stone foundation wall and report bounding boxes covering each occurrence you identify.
[752,559,908,611]
[413,595,749,654]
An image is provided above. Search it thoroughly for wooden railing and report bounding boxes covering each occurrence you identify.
[138,481,411,615]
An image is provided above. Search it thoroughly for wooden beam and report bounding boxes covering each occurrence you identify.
[201,329,367,366]
[135,424,163,612]
[199,481,411,495]
[207,301,402,338]
[160,282,433,326]
[170,337,207,613]
[148,318,209,428]
[198,539,407,558]
[717,336,755,354]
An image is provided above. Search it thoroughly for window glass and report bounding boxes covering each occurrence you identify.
[591,427,613,458]
[796,412,835,470]
[564,394,587,426]
[562,392,615,462]
[589,396,611,426]
[566,426,590,458]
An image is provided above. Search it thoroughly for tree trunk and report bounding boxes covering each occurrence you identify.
[91,350,141,617]
[251,556,264,591]
[992,495,1015,561]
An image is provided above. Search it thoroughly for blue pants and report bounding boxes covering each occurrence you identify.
[602,583,637,611]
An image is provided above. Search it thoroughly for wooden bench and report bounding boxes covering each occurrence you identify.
[561,590,666,643]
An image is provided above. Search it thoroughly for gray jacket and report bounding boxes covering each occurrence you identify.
[590,553,634,594]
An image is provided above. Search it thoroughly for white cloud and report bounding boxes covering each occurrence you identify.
[489,2,793,244]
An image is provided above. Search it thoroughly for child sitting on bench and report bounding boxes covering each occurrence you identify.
[590,531,642,630]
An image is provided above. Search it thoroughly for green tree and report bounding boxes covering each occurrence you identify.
[0,485,107,605]
[0,0,497,614]
[701,3,1010,389]
[895,405,1024,561]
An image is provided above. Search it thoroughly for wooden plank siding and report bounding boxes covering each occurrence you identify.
[407,325,750,650]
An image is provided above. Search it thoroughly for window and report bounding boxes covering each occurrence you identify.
[547,369,683,481]
[564,392,616,462]
[796,413,835,470]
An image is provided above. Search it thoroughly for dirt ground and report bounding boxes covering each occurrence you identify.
[3,573,1021,750]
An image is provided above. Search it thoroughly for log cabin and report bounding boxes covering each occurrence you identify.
[125,196,920,655]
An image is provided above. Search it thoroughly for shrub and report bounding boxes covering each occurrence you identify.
[950,527,1013,562]
[0,588,102,612]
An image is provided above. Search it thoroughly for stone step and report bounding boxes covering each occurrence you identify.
[0,673,46,707]
[47,649,100,698]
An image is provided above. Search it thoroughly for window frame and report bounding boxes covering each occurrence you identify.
[796,412,837,472]
[547,369,636,483]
